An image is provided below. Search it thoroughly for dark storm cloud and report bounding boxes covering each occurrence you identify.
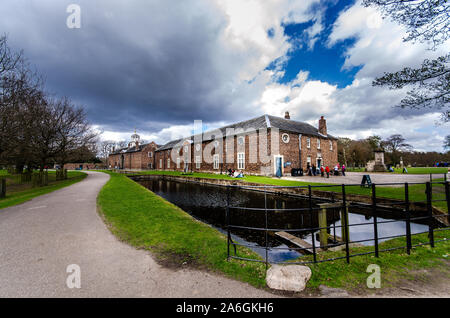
[0,0,251,133]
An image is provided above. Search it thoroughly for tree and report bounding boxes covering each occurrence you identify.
[337,137,352,166]
[444,135,450,150]
[0,35,97,175]
[366,135,382,151]
[364,0,450,122]
[382,134,412,164]
[97,140,116,163]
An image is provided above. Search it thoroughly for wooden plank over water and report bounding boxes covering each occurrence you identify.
[275,231,321,254]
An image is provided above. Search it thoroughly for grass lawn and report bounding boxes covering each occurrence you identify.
[346,167,448,174]
[98,170,449,293]
[303,230,450,293]
[97,171,267,288]
[0,170,87,210]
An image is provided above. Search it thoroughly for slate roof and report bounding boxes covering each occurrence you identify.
[110,142,160,155]
[156,114,337,151]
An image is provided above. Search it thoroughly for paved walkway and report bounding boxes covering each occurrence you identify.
[283,171,448,186]
[0,171,273,298]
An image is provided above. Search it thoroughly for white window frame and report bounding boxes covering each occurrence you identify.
[148,151,153,158]
[159,159,162,169]
[176,158,180,169]
[329,140,333,151]
[213,154,220,169]
[317,138,321,149]
[195,156,201,169]
[307,156,311,165]
[306,138,311,149]
[237,152,245,169]
[167,158,170,169]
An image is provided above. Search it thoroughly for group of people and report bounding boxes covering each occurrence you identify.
[306,163,346,178]
[227,169,244,178]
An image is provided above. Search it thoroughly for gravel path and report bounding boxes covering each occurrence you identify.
[0,171,274,298]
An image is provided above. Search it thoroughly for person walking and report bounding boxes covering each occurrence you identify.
[325,165,330,178]
[342,164,346,176]
[312,164,316,176]
[320,165,324,177]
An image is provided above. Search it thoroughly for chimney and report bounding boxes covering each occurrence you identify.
[284,111,290,120]
[318,116,327,135]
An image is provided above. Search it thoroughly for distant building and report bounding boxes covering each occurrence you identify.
[108,132,159,170]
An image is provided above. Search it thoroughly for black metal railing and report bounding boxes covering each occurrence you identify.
[225,181,450,268]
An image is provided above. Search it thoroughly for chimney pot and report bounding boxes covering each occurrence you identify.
[319,116,327,135]
[284,111,290,120]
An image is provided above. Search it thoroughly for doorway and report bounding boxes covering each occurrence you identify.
[274,155,283,177]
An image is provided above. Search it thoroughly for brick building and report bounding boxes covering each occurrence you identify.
[108,133,159,170]
[153,113,338,176]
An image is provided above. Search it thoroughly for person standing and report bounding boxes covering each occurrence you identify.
[325,165,330,178]
[342,164,346,176]
[312,164,316,176]
[320,165,325,177]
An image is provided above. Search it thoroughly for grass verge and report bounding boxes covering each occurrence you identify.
[0,170,87,210]
[98,171,449,293]
[96,171,267,288]
[302,230,450,293]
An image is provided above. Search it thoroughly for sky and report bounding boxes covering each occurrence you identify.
[0,0,448,151]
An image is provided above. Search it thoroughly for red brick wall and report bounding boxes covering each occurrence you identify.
[150,130,338,176]
[63,163,103,170]
[107,142,158,170]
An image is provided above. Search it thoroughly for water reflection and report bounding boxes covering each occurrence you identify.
[138,177,428,262]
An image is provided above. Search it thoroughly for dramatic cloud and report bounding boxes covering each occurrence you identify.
[0,0,447,151]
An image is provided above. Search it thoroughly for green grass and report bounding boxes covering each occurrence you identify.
[392,167,448,174]
[97,171,267,288]
[302,230,450,292]
[99,171,449,292]
[0,170,87,210]
[346,167,448,174]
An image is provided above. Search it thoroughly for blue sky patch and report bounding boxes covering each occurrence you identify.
[268,0,360,88]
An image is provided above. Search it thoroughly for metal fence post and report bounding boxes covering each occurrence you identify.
[445,181,450,225]
[308,185,317,263]
[342,184,350,263]
[425,182,434,248]
[371,183,379,258]
[0,178,5,198]
[226,185,231,260]
[405,183,412,255]
[264,185,268,270]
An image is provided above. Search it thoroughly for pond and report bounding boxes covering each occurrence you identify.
[137,176,429,263]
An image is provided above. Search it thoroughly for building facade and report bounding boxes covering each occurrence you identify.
[108,133,159,170]
[153,113,338,176]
